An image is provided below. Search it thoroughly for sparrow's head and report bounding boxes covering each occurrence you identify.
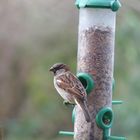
[49,63,70,75]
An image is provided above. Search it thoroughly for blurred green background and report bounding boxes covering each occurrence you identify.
[0,0,140,140]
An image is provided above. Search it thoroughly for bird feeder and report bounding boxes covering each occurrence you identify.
[59,0,126,139]
[74,0,125,140]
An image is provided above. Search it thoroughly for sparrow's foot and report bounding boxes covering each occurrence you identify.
[63,100,75,106]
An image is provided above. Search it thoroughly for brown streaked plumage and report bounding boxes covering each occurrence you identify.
[49,63,91,122]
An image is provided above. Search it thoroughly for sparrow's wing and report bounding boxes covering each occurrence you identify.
[56,72,86,99]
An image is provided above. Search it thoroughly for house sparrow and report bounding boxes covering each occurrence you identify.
[49,63,91,122]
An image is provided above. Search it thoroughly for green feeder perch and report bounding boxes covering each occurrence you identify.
[59,131,74,136]
[107,135,126,140]
[112,100,123,105]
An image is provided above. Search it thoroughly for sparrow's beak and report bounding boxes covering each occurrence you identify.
[49,67,54,72]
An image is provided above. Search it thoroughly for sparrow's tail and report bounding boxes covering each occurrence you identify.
[75,99,91,122]
[82,100,91,122]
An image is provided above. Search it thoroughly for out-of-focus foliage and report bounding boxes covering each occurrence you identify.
[0,0,140,140]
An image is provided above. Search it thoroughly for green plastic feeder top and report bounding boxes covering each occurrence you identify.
[75,0,121,11]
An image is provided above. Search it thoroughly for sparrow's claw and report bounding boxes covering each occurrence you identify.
[63,100,75,106]
[63,100,70,105]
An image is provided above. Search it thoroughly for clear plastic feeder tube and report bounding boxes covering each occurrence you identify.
[75,8,116,140]
[79,8,116,33]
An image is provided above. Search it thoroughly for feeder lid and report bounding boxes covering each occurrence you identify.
[75,0,121,11]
